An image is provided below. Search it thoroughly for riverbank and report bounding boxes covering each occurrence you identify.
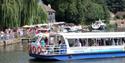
[0,38,21,46]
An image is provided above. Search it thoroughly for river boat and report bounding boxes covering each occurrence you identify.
[29,32,125,60]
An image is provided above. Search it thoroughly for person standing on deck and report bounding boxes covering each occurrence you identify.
[40,37,46,47]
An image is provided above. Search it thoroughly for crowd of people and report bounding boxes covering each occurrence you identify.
[0,28,23,41]
[0,26,49,41]
[0,22,84,42]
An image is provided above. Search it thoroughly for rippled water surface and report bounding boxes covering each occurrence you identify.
[0,42,125,63]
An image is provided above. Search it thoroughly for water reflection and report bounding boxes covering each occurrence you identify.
[0,42,125,63]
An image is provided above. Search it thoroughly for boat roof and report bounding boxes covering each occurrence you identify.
[57,32,125,38]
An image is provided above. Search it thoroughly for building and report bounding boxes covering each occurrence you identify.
[43,4,56,23]
[115,12,125,19]
[38,0,56,23]
[115,12,125,28]
[116,19,125,28]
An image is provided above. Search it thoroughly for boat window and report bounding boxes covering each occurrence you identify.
[113,38,122,45]
[31,37,38,43]
[49,36,55,45]
[103,38,125,46]
[57,36,65,45]
[88,39,96,46]
[105,38,112,46]
[68,37,125,47]
[68,39,81,47]
[122,38,125,44]
[79,39,87,46]
[117,38,123,45]
[97,39,105,46]
[49,35,64,45]
[121,38,125,45]
[87,38,125,46]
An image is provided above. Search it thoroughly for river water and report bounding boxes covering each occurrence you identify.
[0,42,125,63]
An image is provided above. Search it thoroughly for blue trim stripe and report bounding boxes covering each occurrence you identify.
[29,52,125,60]
[72,49,124,53]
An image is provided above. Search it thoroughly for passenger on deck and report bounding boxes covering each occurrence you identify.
[58,40,62,45]
[40,37,46,47]
[44,37,48,45]
[74,39,81,47]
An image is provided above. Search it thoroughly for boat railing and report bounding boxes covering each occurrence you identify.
[45,44,67,55]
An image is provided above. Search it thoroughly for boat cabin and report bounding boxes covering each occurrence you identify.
[29,32,125,55]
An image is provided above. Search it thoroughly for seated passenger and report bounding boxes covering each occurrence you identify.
[74,39,81,47]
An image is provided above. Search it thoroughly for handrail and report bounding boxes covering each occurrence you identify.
[45,44,67,55]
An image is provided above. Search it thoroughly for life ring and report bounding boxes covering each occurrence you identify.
[41,47,46,52]
[36,46,42,54]
[41,47,47,54]
[32,46,36,54]
[36,46,47,55]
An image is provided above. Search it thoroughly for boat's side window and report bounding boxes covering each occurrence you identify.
[118,38,123,45]
[88,39,94,46]
[67,37,125,47]
[79,39,86,46]
[74,39,81,47]
[100,39,105,46]
[114,38,118,45]
[96,39,102,46]
[103,38,115,46]
[117,38,121,45]
[81,38,98,46]
[57,36,65,45]
[122,38,125,44]
[49,36,55,45]
[105,38,112,46]
[55,36,61,45]
[68,39,75,47]
[113,38,119,45]
[109,38,124,46]
[110,38,115,45]
[121,38,125,45]
[68,39,81,47]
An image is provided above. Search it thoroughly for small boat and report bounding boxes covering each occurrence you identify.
[29,32,125,60]
[91,20,106,30]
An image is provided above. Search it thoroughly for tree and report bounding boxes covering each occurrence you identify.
[34,4,47,24]
[76,0,85,24]
[0,0,47,30]
[105,0,125,13]
[0,0,20,28]
[83,0,110,24]
[42,0,54,5]
[92,0,106,5]
[42,0,110,25]
[42,0,78,23]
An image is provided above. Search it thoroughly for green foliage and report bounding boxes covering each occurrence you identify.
[33,5,47,24]
[107,24,117,32]
[0,0,47,29]
[43,0,110,25]
[105,0,125,13]
[92,0,106,5]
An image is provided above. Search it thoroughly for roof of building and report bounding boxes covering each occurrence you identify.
[43,4,56,12]
[115,12,125,16]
